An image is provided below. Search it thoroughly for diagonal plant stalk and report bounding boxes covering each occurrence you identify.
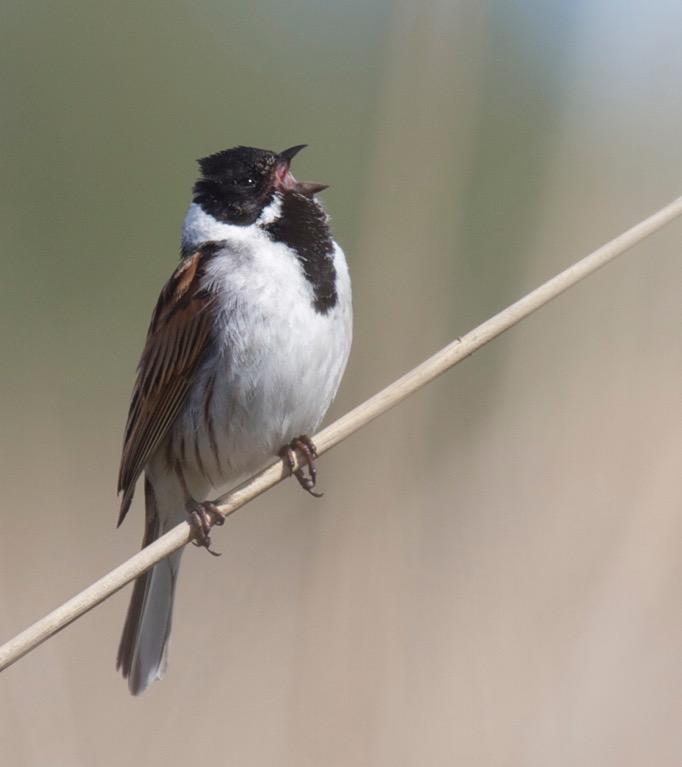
[1,195,681,673]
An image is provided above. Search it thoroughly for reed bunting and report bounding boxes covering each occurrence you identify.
[116,145,352,694]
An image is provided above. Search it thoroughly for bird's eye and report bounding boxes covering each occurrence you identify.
[234,176,256,188]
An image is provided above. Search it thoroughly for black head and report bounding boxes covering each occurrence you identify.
[193,145,327,226]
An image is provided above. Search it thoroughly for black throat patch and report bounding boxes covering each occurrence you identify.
[265,193,337,314]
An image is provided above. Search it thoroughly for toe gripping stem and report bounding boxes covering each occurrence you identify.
[187,501,225,556]
[280,435,323,498]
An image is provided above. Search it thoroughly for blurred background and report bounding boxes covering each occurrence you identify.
[1,0,681,764]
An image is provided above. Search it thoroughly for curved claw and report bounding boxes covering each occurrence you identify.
[187,501,224,556]
[279,435,324,497]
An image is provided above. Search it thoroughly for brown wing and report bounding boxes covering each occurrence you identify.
[117,246,219,526]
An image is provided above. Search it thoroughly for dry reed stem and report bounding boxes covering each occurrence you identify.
[1,195,681,673]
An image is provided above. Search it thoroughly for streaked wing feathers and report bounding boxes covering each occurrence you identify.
[117,246,219,525]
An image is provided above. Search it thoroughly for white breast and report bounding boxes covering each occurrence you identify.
[172,204,352,494]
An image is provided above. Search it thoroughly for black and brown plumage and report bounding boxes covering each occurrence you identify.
[116,145,352,694]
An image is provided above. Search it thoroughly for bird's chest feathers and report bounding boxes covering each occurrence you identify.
[191,237,348,470]
[209,235,325,342]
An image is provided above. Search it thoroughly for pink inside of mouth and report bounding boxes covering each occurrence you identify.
[275,160,296,190]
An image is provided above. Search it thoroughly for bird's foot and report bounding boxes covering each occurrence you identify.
[186,500,225,556]
[279,435,323,498]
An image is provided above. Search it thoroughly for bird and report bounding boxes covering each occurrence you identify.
[115,144,352,695]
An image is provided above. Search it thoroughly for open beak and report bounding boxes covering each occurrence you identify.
[275,145,329,197]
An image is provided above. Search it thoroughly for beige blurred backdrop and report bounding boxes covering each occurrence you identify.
[1,1,681,765]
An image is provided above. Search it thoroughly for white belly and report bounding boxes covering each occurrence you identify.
[167,235,352,495]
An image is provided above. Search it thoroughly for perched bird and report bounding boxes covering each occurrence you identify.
[116,145,352,694]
